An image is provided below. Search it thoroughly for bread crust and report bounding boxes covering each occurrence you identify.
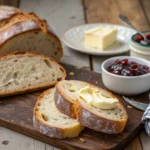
[54,90,72,117]
[0,6,22,21]
[55,80,128,134]
[76,100,127,134]
[0,6,63,62]
[34,88,83,139]
[0,51,66,97]
[0,20,40,45]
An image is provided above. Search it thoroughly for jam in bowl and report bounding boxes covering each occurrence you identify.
[107,59,150,76]
[134,34,150,45]
[102,56,150,95]
[130,32,150,61]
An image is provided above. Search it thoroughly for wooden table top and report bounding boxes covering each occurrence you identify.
[0,0,149,150]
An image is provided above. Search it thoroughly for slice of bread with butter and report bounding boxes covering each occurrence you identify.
[55,80,128,134]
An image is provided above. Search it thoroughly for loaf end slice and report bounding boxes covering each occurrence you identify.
[55,80,128,134]
[33,88,83,139]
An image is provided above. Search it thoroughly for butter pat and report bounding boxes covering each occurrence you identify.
[79,86,118,109]
[84,27,117,50]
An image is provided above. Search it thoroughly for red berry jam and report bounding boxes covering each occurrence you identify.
[135,34,150,45]
[107,59,150,76]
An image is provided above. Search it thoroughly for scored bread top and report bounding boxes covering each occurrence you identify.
[0,6,22,21]
[0,6,63,62]
[0,51,66,97]
[0,20,41,45]
[55,80,128,121]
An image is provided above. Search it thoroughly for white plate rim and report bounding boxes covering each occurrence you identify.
[62,23,136,56]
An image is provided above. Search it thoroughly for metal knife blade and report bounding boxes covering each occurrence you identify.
[123,96,149,111]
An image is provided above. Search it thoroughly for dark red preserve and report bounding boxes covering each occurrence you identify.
[107,59,150,76]
[135,34,150,45]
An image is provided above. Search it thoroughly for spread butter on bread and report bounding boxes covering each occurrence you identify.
[55,80,128,134]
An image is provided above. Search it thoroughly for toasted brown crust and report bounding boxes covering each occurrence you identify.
[0,51,66,97]
[55,80,128,134]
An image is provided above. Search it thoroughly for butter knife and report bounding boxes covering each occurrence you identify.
[123,96,148,111]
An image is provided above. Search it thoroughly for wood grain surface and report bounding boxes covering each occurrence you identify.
[0,0,19,7]
[84,0,150,31]
[0,63,149,150]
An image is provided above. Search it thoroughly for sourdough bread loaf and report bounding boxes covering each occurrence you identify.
[0,51,66,97]
[0,6,63,62]
[55,80,128,134]
[33,88,83,139]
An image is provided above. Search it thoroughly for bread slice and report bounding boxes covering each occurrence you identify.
[33,88,83,139]
[0,6,63,62]
[0,51,66,97]
[55,80,128,134]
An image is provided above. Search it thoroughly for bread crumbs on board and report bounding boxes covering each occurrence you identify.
[79,138,85,143]
[127,105,132,108]
[69,72,75,76]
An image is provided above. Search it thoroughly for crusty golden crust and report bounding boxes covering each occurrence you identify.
[0,20,40,45]
[55,80,128,134]
[54,90,72,117]
[0,51,66,97]
[76,100,128,134]
[0,6,22,21]
[0,6,63,62]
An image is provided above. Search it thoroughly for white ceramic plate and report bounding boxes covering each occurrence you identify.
[62,24,136,56]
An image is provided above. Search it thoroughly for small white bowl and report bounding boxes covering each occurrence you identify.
[101,56,150,95]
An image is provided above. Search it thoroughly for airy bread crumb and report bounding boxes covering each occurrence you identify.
[0,52,66,97]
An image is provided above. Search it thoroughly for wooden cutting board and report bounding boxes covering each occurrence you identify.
[0,63,149,150]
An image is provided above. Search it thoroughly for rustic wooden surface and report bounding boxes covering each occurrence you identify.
[0,0,19,7]
[0,0,149,150]
[0,63,149,150]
